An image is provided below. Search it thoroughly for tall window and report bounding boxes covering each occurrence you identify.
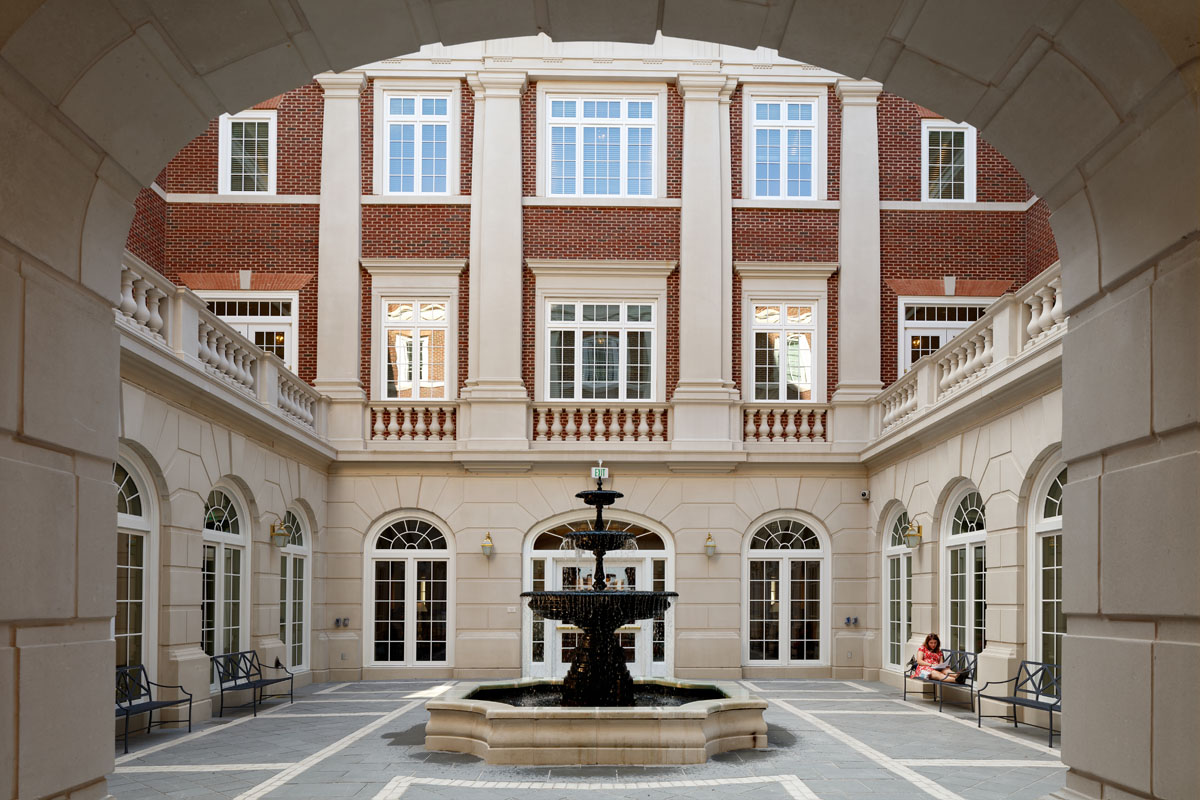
[368,518,451,665]
[751,302,817,400]
[1033,464,1066,696]
[945,489,986,654]
[115,462,152,674]
[921,120,976,202]
[201,489,247,669]
[219,111,276,194]
[201,293,299,371]
[898,298,994,373]
[382,300,448,400]
[546,301,655,401]
[884,509,913,669]
[746,519,827,664]
[384,93,451,194]
[278,510,308,671]
[750,99,818,199]
[546,97,656,197]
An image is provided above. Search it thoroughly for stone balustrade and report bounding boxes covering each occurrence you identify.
[369,405,458,442]
[278,373,319,429]
[742,405,829,443]
[1017,266,1066,350]
[533,405,668,443]
[879,378,918,433]
[935,321,994,399]
[115,259,174,343]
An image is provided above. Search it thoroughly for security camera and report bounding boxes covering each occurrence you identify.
[860,490,870,501]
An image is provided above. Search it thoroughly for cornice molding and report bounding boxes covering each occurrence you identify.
[835,79,883,105]
[676,72,729,99]
[317,72,366,97]
[734,261,839,280]
[361,258,467,276]
[526,259,677,279]
[467,70,528,98]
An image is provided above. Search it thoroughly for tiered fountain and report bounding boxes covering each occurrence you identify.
[424,471,767,764]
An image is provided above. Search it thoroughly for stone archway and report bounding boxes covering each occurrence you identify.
[0,2,1196,798]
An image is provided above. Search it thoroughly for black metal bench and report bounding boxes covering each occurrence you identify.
[115,665,192,754]
[211,650,294,717]
[977,660,1062,747]
[903,648,977,712]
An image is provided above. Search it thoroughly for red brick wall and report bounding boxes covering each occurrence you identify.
[732,209,838,262]
[825,273,839,398]
[522,81,537,196]
[826,86,842,202]
[459,80,475,195]
[360,78,374,195]
[1023,199,1059,282]
[361,205,471,258]
[523,207,680,259]
[666,266,679,400]
[165,119,219,194]
[731,270,742,392]
[666,84,683,199]
[458,268,470,392]
[275,81,322,194]
[163,204,320,383]
[125,187,165,271]
[880,210,1026,386]
[360,266,372,392]
[729,85,744,199]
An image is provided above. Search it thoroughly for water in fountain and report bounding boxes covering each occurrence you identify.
[520,475,678,706]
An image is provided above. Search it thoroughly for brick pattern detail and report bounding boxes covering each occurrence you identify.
[522,81,537,196]
[731,270,742,391]
[521,263,535,398]
[666,84,682,199]
[125,187,165,270]
[458,267,469,392]
[360,266,372,392]
[878,92,1030,203]
[276,81,322,194]
[459,79,475,195]
[361,78,374,195]
[880,210,1025,387]
[361,205,471,258]
[732,209,838,262]
[826,86,841,201]
[1023,198,1059,282]
[177,273,312,292]
[666,266,679,400]
[523,207,680,259]
[729,85,744,199]
[826,272,839,398]
[166,119,218,193]
[163,204,320,384]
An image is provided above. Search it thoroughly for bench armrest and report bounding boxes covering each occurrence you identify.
[977,677,1018,693]
[146,680,193,698]
[262,661,295,676]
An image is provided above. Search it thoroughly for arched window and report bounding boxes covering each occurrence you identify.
[367,517,452,665]
[278,510,309,671]
[944,489,986,653]
[114,459,157,680]
[1031,463,1066,696]
[524,519,671,680]
[201,488,248,665]
[745,517,828,664]
[884,508,913,669]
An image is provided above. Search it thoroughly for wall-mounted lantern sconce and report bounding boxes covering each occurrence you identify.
[902,521,923,550]
[268,515,290,548]
[704,533,716,557]
[481,532,495,557]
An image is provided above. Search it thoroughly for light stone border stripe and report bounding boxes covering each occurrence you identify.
[234,699,424,800]
[116,764,296,773]
[372,774,819,799]
[772,699,967,800]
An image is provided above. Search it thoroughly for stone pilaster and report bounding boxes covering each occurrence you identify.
[313,72,367,445]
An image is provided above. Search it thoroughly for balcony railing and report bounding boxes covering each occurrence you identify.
[532,405,669,443]
[742,405,829,443]
[874,263,1065,438]
[368,404,458,442]
[115,255,325,437]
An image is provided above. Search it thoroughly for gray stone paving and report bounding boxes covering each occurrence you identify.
[108,680,1065,799]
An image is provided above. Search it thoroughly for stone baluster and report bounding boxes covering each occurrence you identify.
[622,411,635,441]
[550,408,563,441]
[812,410,825,442]
[651,409,665,441]
[578,408,591,440]
[564,409,577,441]
[637,409,649,441]
[1037,286,1055,336]
[784,409,798,442]
[146,288,165,336]
[1050,278,1065,326]
[535,408,548,441]
[744,410,756,441]
[754,410,767,440]
[118,266,137,318]
[429,408,442,440]
[443,409,455,440]
[981,328,994,370]
[401,408,414,440]
[799,409,812,440]
[594,410,606,441]
[132,279,150,326]
[414,408,428,441]
[1025,295,1042,342]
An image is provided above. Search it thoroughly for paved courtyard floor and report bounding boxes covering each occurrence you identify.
[110,679,1064,799]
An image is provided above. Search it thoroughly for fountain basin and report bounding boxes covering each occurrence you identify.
[425,678,767,765]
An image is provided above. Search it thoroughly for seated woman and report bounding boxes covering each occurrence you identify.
[911,633,969,684]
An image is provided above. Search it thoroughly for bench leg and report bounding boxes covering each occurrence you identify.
[147,708,153,735]
[188,698,193,733]
[1013,703,1019,729]
[1048,710,1054,748]
[123,713,130,755]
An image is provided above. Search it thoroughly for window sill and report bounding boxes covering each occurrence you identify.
[362,195,470,205]
[524,196,682,208]
[892,200,1030,211]
[733,199,839,210]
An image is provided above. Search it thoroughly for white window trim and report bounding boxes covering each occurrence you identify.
[740,511,832,668]
[218,110,277,195]
[882,505,913,672]
[1027,457,1066,668]
[195,290,300,371]
[536,81,669,200]
[920,119,977,203]
[740,84,829,202]
[529,260,674,404]
[115,448,159,682]
[896,295,997,375]
[361,511,456,669]
[736,262,834,404]
[201,485,252,684]
[941,484,987,655]
[372,79,462,197]
[279,507,312,673]
[364,259,463,403]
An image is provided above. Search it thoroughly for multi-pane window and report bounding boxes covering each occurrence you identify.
[382,300,448,400]
[752,303,816,400]
[1035,466,1066,697]
[946,490,986,654]
[922,121,975,201]
[747,520,825,663]
[279,510,307,670]
[369,519,450,665]
[899,300,993,373]
[885,509,913,669]
[384,94,451,194]
[203,295,298,371]
[547,301,655,401]
[751,99,818,199]
[115,463,150,675]
[547,97,656,197]
[219,112,275,194]
[201,489,245,677]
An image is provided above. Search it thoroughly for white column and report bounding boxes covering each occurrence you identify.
[671,74,740,451]
[832,80,884,443]
[313,72,367,444]
[460,71,529,449]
